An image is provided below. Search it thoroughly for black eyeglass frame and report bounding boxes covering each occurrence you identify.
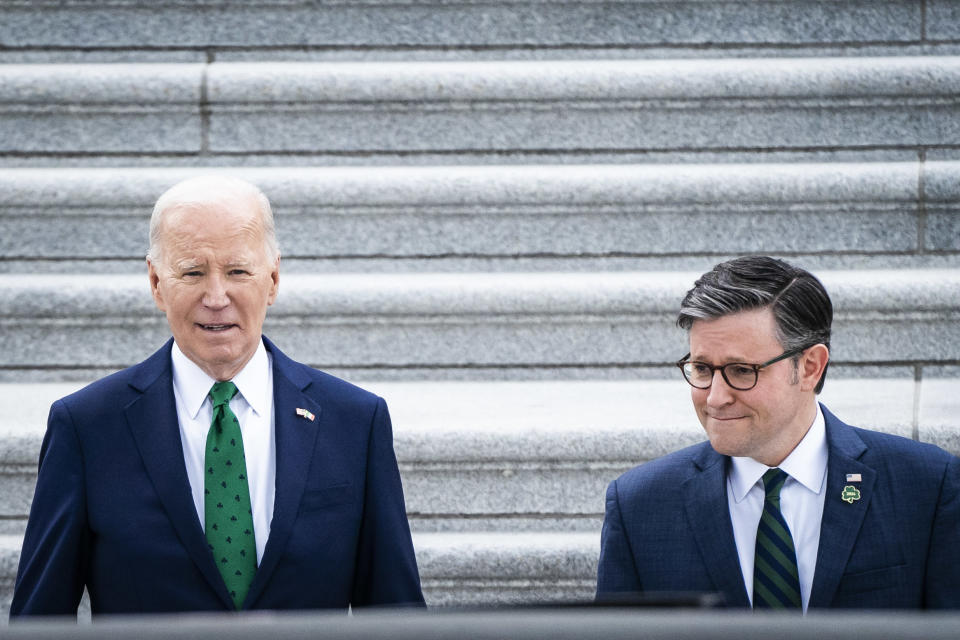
[675,346,809,391]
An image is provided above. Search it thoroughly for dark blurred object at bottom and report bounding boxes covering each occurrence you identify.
[5,607,959,640]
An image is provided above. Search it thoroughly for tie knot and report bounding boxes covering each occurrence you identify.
[761,468,789,500]
[209,381,238,408]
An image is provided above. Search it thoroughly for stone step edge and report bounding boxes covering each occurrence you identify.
[0,531,599,584]
[3,161,960,206]
[2,377,957,464]
[3,57,960,104]
[0,0,932,56]
[2,270,958,318]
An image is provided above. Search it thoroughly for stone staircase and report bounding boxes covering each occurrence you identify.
[1,0,959,616]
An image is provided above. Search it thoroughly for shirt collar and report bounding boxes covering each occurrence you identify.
[171,339,270,419]
[728,402,828,502]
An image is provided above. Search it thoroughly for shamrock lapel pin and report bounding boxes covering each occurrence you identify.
[841,485,861,504]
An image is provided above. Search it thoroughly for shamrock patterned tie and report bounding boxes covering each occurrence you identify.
[753,468,802,609]
[205,381,257,610]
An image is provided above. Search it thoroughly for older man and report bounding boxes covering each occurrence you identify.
[597,256,959,609]
[12,176,424,616]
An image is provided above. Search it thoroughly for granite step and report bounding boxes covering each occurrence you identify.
[2,374,957,611]
[413,531,598,606]
[0,529,597,613]
[3,377,957,536]
[3,57,960,157]
[1,270,958,381]
[2,161,958,273]
[0,534,21,618]
[0,1,934,59]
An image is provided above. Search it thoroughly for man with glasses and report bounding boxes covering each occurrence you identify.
[596,256,959,609]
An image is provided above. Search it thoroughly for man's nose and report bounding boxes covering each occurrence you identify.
[202,274,230,309]
[705,368,734,406]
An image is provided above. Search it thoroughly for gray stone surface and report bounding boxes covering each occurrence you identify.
[922,160,960,251]
[0,148,931,170]
[925,207,960,251]
[413,531,597,606]
[0,51,206,64]
[5,254,960,279]
[928,2,960,42]
[208,58,960,103]
[0,530,595,611]
[1,270,959,372]
[918,374,960,456]
[0,376,947,610]
[0,1,923,49]
[10,57,960,155]
[0,377,931,525]
[205,57,960,154]
[0,162,933,262]
[0,64,203,153]
[0,534,19,619]
[211,43,960,63]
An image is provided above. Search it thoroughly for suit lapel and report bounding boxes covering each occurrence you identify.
[124,340,234,609]
[243,338,323,608]
[808,404,875,608]
[683,446,751,607]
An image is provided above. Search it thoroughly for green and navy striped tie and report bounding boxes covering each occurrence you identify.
[753,468,802,609]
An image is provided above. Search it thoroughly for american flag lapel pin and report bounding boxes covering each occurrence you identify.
[841,473,862,503]
[295,407,315,421]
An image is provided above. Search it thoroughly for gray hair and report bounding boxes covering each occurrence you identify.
[677,256,832,393]
[147,175,280,264]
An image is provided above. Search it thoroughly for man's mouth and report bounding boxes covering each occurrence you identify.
[197,323,237,332]
[707,414,744,422]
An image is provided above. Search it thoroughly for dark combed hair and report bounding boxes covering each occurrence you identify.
[677,256,833,393]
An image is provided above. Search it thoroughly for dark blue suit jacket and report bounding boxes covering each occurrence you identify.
[11,337,424,616]
[597,405,959,608]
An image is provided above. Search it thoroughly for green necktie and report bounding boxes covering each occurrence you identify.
[753,468,802,609]
[205,381,257,609]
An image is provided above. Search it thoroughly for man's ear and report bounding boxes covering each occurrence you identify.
[266,254,280,306]
[147,258,167,312]
[799,344,829,392]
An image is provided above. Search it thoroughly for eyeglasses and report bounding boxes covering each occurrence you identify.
[676,347,808,391]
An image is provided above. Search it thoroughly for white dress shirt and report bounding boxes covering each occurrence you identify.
[171,340,276,565]
[727,403,828,612]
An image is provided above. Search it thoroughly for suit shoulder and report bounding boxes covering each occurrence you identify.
[612,441,717,496]
[264,337,384,410]
[54,341,171,417]
[283,359,383,409]
[55,365,143,416]
[850,424,957,468]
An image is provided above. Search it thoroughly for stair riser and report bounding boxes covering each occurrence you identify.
[5,60,960,155]
[6,162,958,261]
[0,1,924,50]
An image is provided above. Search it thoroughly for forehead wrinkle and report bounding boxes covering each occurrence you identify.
[172,257,205,270]
[157,204,271,268]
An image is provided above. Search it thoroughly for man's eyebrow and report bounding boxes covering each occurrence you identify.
[691,354,748,364]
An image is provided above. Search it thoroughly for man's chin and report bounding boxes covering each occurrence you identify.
[706,436,745,458]
[181,343,251,378]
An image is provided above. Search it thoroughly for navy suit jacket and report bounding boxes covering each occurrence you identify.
[11,337,424,616]
[597,405,959,608]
